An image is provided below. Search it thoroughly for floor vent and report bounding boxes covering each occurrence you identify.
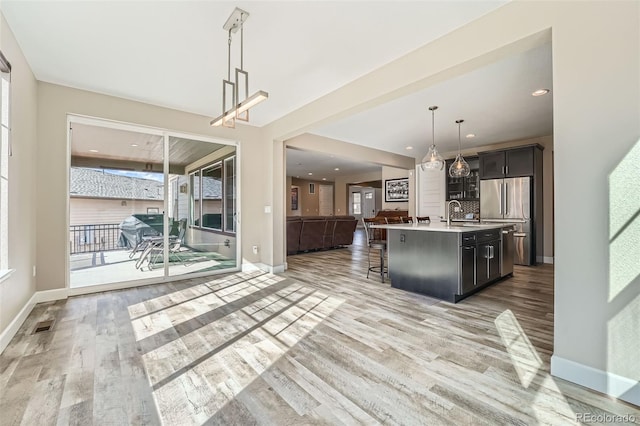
[33,320,54,334]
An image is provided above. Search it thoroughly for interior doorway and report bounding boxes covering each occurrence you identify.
[67,116,239,289]
[318,184,334,216]
[349,185,381,224]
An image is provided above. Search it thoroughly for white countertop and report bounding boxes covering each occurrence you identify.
[371,222,511,233]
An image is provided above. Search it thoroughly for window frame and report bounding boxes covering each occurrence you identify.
[0,57,11,276]
[188,153,236,236]
[200,161,223,231]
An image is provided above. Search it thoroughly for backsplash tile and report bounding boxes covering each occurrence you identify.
[447,200,480,220]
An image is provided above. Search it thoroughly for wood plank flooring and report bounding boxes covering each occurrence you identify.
[1,230,638,425]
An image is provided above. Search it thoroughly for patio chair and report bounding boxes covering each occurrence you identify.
[134,219,188,270]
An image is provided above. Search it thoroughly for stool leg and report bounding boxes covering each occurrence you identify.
[380,248,385,283]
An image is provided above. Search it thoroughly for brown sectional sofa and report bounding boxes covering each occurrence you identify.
[287,216,358,254]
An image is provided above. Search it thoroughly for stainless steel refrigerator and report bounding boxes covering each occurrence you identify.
[480,177,533,265]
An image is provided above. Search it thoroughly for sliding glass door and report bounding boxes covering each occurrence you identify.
[166,136,237,277]
[68,117,238,288]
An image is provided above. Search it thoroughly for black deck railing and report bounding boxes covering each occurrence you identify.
[70,224,122,254]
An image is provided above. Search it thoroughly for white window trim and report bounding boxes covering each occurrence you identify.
[0,268,15,284]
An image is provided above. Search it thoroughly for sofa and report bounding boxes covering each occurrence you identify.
[287,215,357,254]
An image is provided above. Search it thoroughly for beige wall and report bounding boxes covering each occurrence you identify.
[0,15,38,338]
[334,170,382,215]
[36,82,267,291]
[69,197,164,226]
[289,177,335,216]
[264,1,640,401]
[381,166,410,212]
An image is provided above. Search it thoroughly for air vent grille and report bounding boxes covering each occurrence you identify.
[33,320,54,334]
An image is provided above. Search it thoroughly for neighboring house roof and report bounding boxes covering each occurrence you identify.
[70,168,222,200]
[70,168,164,200]
[184,175,222,200]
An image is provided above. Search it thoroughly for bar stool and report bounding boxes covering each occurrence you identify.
[362,217,387,282]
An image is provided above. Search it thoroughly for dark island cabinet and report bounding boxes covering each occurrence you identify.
[479,146,539,179]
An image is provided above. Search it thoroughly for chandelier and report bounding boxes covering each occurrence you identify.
[210,8,268,128]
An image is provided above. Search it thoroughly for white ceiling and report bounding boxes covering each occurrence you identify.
[287,148,381,183]
[2,1,553,179]
[311,43,553,159]
[1,1,507,126]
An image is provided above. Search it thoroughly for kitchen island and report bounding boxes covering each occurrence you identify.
[372,222,514,302]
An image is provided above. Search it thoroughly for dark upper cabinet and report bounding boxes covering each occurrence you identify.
[446,157,479,200]
[479,146,538,179]
[478,151,505,179]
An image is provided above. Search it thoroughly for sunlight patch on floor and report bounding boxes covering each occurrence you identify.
[131,272,343,425]
[495,309,542,388]
[128,274,285,339]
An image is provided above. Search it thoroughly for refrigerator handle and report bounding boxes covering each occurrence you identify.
[504,182,508,215]
[499,183,503,215]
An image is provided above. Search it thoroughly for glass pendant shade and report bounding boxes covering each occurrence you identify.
[448,119,471,178]
[449,153,470,177]
[421,145,445,171]
[420,105,444,171]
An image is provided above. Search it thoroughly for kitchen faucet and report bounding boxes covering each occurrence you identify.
[447,200,462,226]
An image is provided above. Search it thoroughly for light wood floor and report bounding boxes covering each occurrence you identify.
[1,230,638,425]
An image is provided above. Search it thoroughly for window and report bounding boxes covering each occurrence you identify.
[352,193,362,215]
[189,170,200,226]
[189,155,236,234]
[201,163,222,230]
[224,156,236,233]
[0,52,11,274]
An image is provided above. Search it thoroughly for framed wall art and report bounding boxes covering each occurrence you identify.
[384,177,409,202]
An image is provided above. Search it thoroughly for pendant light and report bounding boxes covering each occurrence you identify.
[449,119,470,178]
[210,8,269,128]
[420,106,445,171]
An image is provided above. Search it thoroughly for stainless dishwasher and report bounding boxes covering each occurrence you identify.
[501,225,515,277]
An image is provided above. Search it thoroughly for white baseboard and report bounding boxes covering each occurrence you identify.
[33,288,68,303]
[544,256,554,264]
[0,292,37,354]
[271,264,286,274]
[551,355,639,406]
[241,262,285,274]
[242,262,265,273]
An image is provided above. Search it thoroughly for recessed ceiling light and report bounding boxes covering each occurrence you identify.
[405,146,413,150]
[334,167,340,171]
[308,172,313,175]
[532,89,550,97]
[466,134,476,139]
[322,178,327,181]
[296,175,300,178]
[89,149,99,153]
[130,144,138,147]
